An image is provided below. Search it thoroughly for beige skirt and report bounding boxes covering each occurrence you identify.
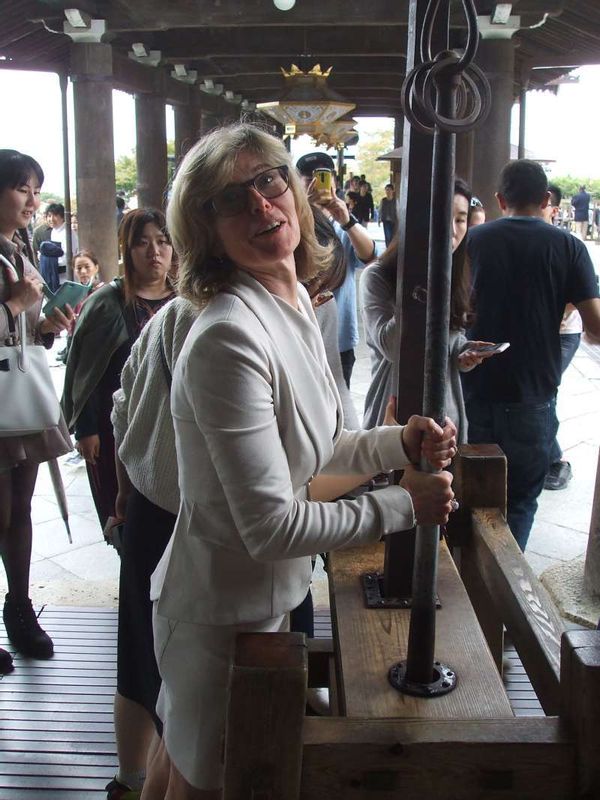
[154,605,287,790]
[0,414,73,473]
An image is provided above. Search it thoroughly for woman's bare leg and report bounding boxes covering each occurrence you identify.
[165,760,221,800]
[140,735,170,800]
[113,692,156,789]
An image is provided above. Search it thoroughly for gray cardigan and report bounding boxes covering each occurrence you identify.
[360,261,470,442]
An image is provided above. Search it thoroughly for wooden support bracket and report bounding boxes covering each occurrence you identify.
[449,444,507,669]
[224,632,307,800]
[560,629,600,798]
[472,508,565,715]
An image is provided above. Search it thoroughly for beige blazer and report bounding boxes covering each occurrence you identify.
[152,271,416,626]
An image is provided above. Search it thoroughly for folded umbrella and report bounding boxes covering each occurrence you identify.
[47,457,72,544]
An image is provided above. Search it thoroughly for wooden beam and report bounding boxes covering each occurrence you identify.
[328,541,512,720]
[112,53,191,105]
[224,632,306,800]
[147,25,410,59]
[447,445,507,671]
[470,508,565,715]
[302,717,574,799]
[560,629,600,797]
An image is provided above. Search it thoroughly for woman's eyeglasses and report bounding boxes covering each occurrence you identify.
[470,197,483,208]
[207,166,290,217]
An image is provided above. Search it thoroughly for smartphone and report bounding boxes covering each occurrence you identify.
[313,169,333,203]
[473,342,510,354]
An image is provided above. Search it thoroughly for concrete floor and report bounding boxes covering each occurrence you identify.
[3,233,600,619]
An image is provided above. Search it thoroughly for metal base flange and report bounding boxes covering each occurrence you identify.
[362,572,441,609]
[388,660,458,697]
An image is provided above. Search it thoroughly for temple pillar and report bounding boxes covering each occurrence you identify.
[200,111,221,135]
[455,131,474,188]
[135,91,168,209]
[70,38,118,281]
[174,101,203,162]
[472,24,518,220]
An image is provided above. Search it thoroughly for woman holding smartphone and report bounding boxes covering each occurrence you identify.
[0,150,74,673]
[361,178,498,437]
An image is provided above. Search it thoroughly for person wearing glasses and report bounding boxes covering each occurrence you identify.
[295,152,382,389]
[143,124,457,799]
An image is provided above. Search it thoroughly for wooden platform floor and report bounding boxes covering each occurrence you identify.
[0,605,542,798]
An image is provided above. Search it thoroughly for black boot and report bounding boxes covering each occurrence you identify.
[0,646,14,674]
[3,595,54,659]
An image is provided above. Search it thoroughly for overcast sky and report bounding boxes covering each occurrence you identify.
[1,64,598,196]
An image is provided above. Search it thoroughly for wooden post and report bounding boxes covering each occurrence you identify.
[223,632,307,800]
[174,101,202,163]
[447,444,507,669]
[383,0,434,600]
[560,629,600,797]
[70,41,118,282]
[472,34,516,220]
[584,448,600,596]
[472,508,565,715]
[135,90,168,209]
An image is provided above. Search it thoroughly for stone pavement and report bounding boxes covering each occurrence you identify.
[2,233,599,625]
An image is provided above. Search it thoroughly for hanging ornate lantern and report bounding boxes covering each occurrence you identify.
[257,64,355,132]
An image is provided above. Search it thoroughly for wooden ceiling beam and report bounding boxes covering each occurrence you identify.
[113,25,410,60]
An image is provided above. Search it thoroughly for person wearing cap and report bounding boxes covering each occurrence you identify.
[296,152,383,388]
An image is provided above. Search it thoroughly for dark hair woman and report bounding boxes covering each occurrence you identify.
[360,177,493,436]
[0,150,74,672]
[61,208,176,528]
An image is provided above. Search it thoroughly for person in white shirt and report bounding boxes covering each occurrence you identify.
[47,202,78,280]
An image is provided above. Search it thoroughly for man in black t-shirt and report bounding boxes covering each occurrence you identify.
[463,159,600,551]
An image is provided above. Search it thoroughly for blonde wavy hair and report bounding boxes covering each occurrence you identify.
[167,123,332,306]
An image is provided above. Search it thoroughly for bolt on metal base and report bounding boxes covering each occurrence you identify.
[388,660,457,697]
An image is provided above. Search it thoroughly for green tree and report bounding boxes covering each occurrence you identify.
[353,127,395,201]
[115,141,176,196]
[114,150,137,196]
[550,176,600,200]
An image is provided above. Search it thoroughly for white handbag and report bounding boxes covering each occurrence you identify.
[0,311,61,437]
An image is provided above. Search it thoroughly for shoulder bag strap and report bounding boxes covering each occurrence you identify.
[0,252,24,352]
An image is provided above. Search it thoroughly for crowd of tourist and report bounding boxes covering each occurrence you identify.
[1,125,600,800]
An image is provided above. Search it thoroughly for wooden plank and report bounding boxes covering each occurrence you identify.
[0,605,119,795]
[2,721,114,732]
[0,792,106,799]
[301,717,574,800]
[0,733,115,745]
[328,541,513,719]
[448,445,507,669]
[224,632,306,800]
[0,764,115,777]
[0,734,118,752]
[560,629,600,797]
[470,508,564,715]
[1,710,114,724]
